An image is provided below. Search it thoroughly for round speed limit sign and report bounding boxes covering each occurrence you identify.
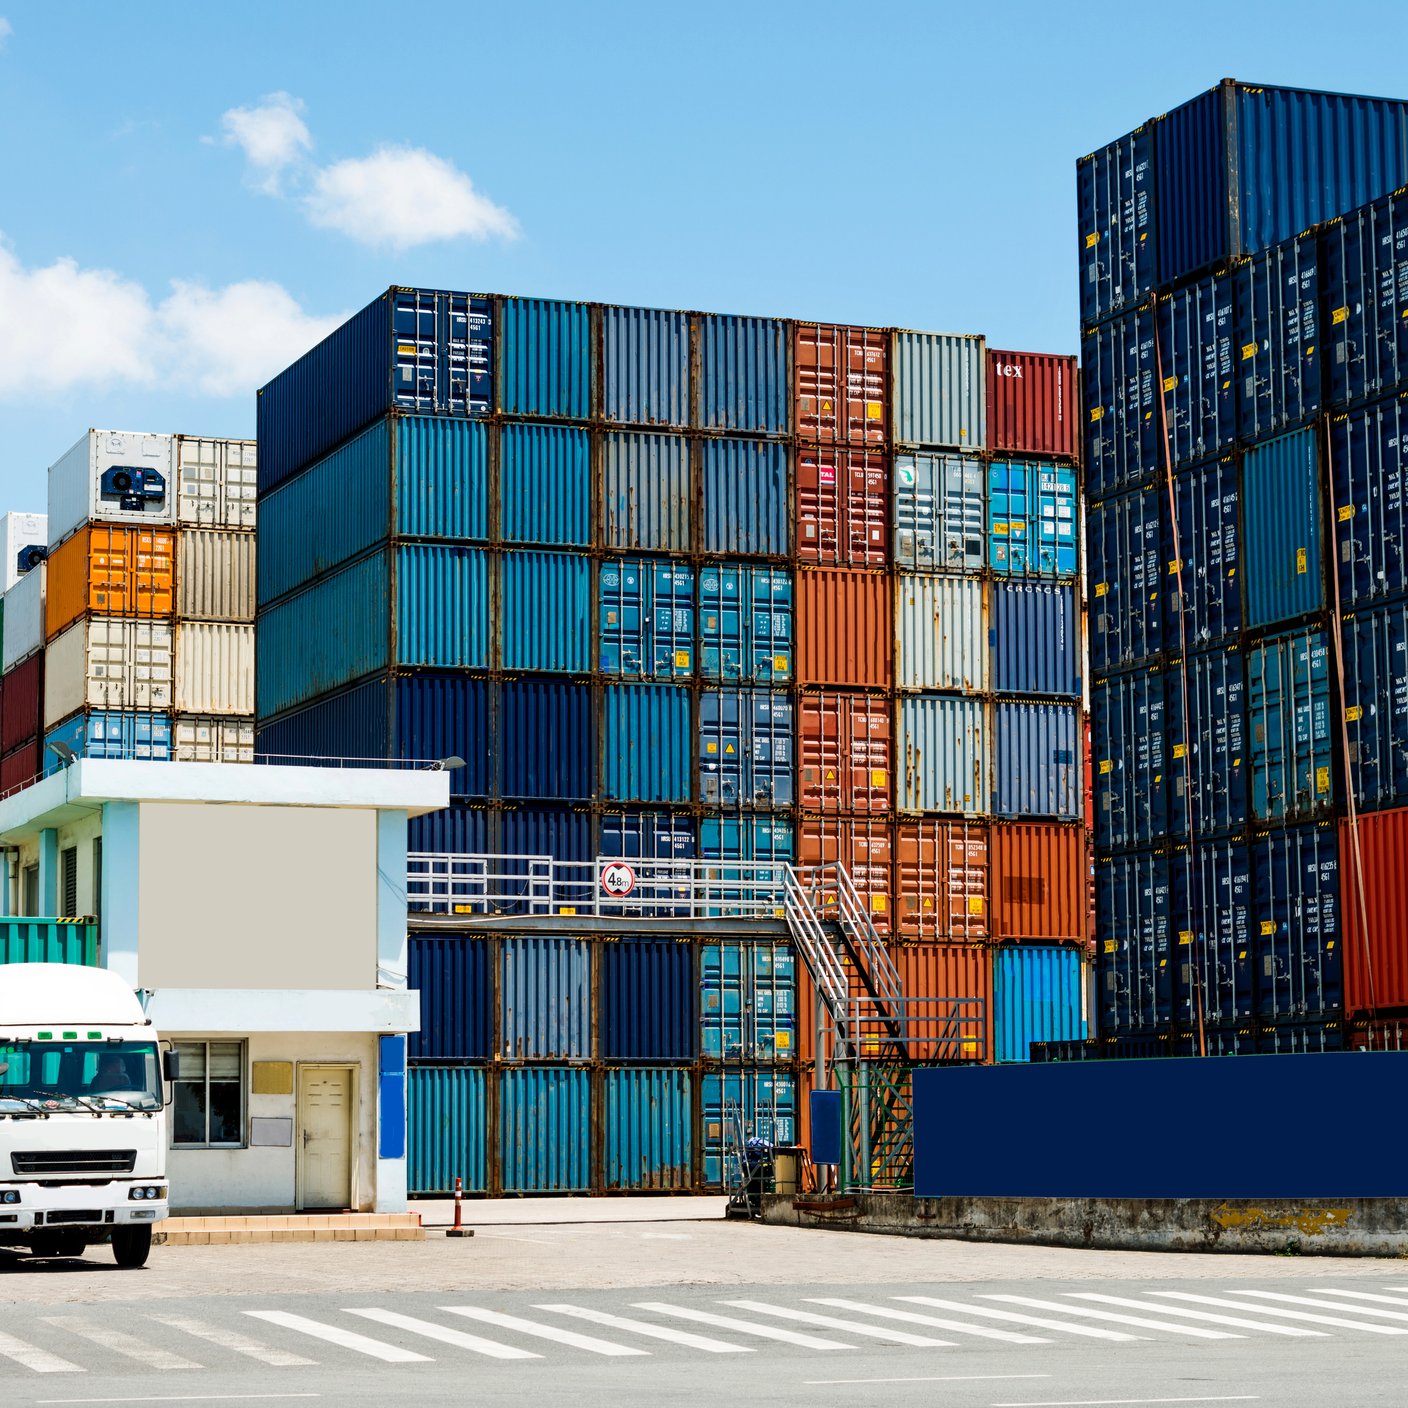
[600,862,636,897]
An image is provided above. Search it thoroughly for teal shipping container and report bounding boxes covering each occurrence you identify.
[1243,428,1323,629]
[603,432,690,552]
[1248,627,1334,822]
[407,1066,487,1195]
[0,918,98,966]
[500,1066,591,1193]
[599,559,694,679]
[696,314,790,436]
[701,438,789,557]
[988,461,1079,578]
[500,551,591,673]
[602,684,692,803]
[603,305,689,429]
[499,296,591,420]
[701,1069,796,1187]
[993,946,1088,1063]
[700,940,797,1061]
[698,565,793,683]
[602,1067,694,1192]
[500,422,590,546]
[501,937,591,1060]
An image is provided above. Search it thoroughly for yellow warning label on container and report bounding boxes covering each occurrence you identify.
[866,402,882,420]
[825,768,836,780]
[1297,547,1307,574]
[1172,743,1186,759]
[922,898,933,910]
[1317,766,1330,793]
[993,521,1009,536]
[675,650,690,668]
[774,655,789,673]
[724,742,735,754]
[1261,920,1275,936]
[1332,306,1350,325]
[821,400,832,413]
[1163,375,1177,393]
[872,769,887,787]
[1339,504,1355,521]
[397,344,417,356]
[1094,581,1108,597]
[1347,705,1363,722]
[872,895,886,912]
[961,1038,979,1054]
[1099,759,1113,774]
[1104,939,1116,953]
[1085,232,1099,248]
[775,1031,790,1049]
[969,896,984,914]
[1090,407,1104,421]
[1169,560,1181,575]
[1242,342,1258,360]
[1178,931,1193,946]
[706,741,718,754]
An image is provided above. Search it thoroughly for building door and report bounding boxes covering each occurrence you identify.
[297,1066,354,1210]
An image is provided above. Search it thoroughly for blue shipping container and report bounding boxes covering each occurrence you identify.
[500,422,591,546]
[499,1066,591,1192]
[599,559,694,679]
[1164,647,1248,838]
[1096,849,1173,1036]
[1331,393,1408,607]
[603,432,690,552]
[1343,599,1408,812]
[1167,454,1241,647]
[499,805,593,912]
[987,460,1078,578]
[501,937,591,1060]
[1076,124,1157,327]
[602,683,692,803]
[700,940,797,1062]
[498,680,593,800]
[701,438,789,557]
[697,315,790,435]
[1170,838,1254,1027]
[396,544,491,671]
[44,711,172,771]
[1093,667,1168,850]
[894,451,986,572]
[499,296,591,420]
[1157,271,1237,468]
[699,815,794,864]
[603,305,688,428]
[991,580,1080,697]
[698,565,792,683]
[993,946,1088,1064]
[409,803,491,856]
[701,1069,796,1187]
[1251,821,1342,1021]
[1088,486,1163,674]
[992,701,1080,820]
[1236,231,1321,441]
[602,1067,694,1191]
[407,936,492,1061]
[598,810,695,862]
[1082,304,1159,502]
[407,1066,487,1195]
[600,939,697,1061]
[501,551,590,673]
[1242,428,1323,629]
[698,690,794,808]
[1248,628,1334,822]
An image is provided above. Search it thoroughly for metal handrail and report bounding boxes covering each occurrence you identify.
[828,864,903,1009]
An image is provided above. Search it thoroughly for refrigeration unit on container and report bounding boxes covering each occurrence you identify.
[175,436,257,528]
[987,460,1079,578]
[698,565,791,683]
[895,574,987,692]
[893,818,988,943]
[1330,394,1408,607]
[602,1067,694,1192]
[1342,599,1408,812]
[408,1065,488,1195]
[174,621,255,716]
[993,701,1081,821]
[257,287,493,494]
[698,689,794,807]
[797,690,890,814]
[0,652,43,754]
[892,451,984,572]
[1156,272,1236,468]
[1340,806,1408,1014]
[43,525,175,640]
[1236,231,1321,441]
[794,324,887,447]
[988,821,1087,945]
[700,940,797,1061]
[1164,646,1249,837]
[991,581,1080,698]
[600,938,697,1061]
[601,682,692,803]
[602,432,690,552]
[1088,486,1163,674]
[176,529,255,623]
[701,438,788,558]
[1082,304,1158,502]
[173,715,254,763]
[1096,848,1172,1035]
[701,1069,795,1186]
[1167,453,1241,647]
[1,562,44,672]
[43,617,173,728]
[695,314,790,436]
[795,446,887,566]
[500,1066,591,1193]
[1093,666,1168,850]
[499,295,592,421]
[993,946,1087,1063]
[986,349,1077,459]
[891,331,985,450]
[1076,124,1156,327]
[0,512,47,593]
[796,568,890,687]
[603,305,688,429]
[798,814,893,934]
[1170,837,1254,1027]
[43,710,173,769]
[897,694,986,816]
[1247,626,1334,822]
[501,422,590,547]
[47,430,175,546]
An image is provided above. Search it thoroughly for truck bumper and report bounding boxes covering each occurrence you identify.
[0,1182,168,1235]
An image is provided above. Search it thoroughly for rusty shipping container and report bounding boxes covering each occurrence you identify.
[796,568,891,687]
[892,944,993,1063]
[44,526,176,641]
[1340,807,1408,1015]
[795,446,888,566]
[894,819,989,943]
[798,690,891,814]
[987,349,1078,460]
[794,324,888,447]
[988,821,1087,945]
[799,814,893,937]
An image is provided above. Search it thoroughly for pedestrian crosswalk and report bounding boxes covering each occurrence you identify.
[2,1285,1407,1375]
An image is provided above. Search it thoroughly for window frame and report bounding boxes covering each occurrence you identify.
[60,846,77,918]
[171,1039,247,1149]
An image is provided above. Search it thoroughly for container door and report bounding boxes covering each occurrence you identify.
[297,1065,355,1210]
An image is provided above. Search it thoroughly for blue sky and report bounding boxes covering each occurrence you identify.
[0,0,1402,510]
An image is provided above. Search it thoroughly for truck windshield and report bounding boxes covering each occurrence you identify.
[0,1041,162,1111]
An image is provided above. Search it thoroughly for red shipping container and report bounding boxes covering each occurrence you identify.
[988,821,1086,944]
[794,324,888,447]
[1348,1018,1408,1051]
[798,691,891,815]
[1341,809,1408,1015]
[892,944,993,1063]
[1,653,43,756]
[894,819,989,942]
[795,447,887,566]
[797,568,891,687]
[796,964,869,1067]
[986,348,1078,459]
[1,739,41,795]
[799,814,893,937]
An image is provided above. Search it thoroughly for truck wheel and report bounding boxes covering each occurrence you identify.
[111,1225,152,1269]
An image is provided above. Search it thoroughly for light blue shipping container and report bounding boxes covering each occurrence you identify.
[993,947,1088,1063]
[500,551,590,672]
[700,941,797,1061]
[698,690,794,808]
[498,296,591,419]
[897,695,986,815]
[701,1069,796,1187]
[893,451,985,572]
[500,422,590,546]
[988,460,1078,577]
[993,701,1081,819]
[602,1067,694,1192]
[699,815,794,863]
[696,314,790,435]
[395,416,490,541]
[602,683,692,803]
[603,305,688,428]
[396,544,490,670]
[407,1066,487,1194]
[598,559,694,678]
[501,937,591,1060]
[891,331,986,449]
[1248,627,1334,822]
[698,565,792,683]
[603,432,690,551]
[1243,427,1323,628]
[500,1066,591,1193]
[44,711,173,771]
[701,438,788,557]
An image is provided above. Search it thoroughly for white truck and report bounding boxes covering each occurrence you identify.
[0,963,172,1267]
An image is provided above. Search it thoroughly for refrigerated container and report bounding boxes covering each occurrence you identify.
[0,512,47,593]
[48,429,176,544]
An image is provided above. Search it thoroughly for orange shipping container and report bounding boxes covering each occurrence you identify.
[893,943,993,1063]
[794,324,888,447]
[797,568,891,687]
[799,814,893,937]
[798,690,891,814]
[1341,809,1408,1016]
[894,819,988,942]
[988,821,1086,944]
[44,525,175,641]
[796,447,888,566]
[795,962,871,1067]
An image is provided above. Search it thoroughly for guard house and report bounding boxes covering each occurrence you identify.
[0,759,448,1214]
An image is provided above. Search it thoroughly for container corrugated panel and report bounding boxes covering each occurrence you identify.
[499,296,591,419]
[603,432,690,551]
[1343,599,1408,811]
[1170,837,1254,1026]
[501,937,591,1059]
[1088,486,1163,674]
[177,529,255,623]
[700,941,796,1061]
[0,918,98,966]
[394,416,490,541]
[797,447,888,566]
[798,815,893,935]
[1168,453,1241,646]
[699,814,794,863]
[602,683,692,803]
[43,617,174,728]
[599,559,694,679]
[892,331,985,449]
[795,324,888,446]
[798,690,890,814]
[894,819,988,942]
[987,350,1077,459]
[1331,394,1408,607]
[1251,820,1342,1021]
[174,621,254,715]
[1248,627,1334,821]
[45,526,176,639]
[701,438,788,557]
[896,574,987,692]
[598,809,695,861]
[172,715,254,763]
[407,1066,487,1194]
[1,564,44,672]
[44,710,173,768]
[897,694,986,815]
[0,740,41,793]
[1077,125,1156,327]
[407,936,492,1061]
[796,568,889,687]
[700,1069,796,1186]
[1165,646,1248,837]
[1341,806,1408,1013]
[892,451,983,572]
[1157,272,1237,467]
[1236,231,1321,440]
[501,550,589,672]
[409,803,492,856]
[992,580,1079,697]
[1093,667,1169,849]
[499,808,592,909]
[498,680,593,800]
[1324,189,1408,408]
[993,701,1080,820]
[1081,304,1158,502]
[892,945,993,1063]
[176,435,257,529]
[397,674,492,797]
[499,1066,591,1192]
[256,675,387,767]
[2,653,43,754]
[697,314,790,435]
[501,422,590,546]
[1096,848,1172,1035]
[993,946,1087,1062]
[699,565,791,683]
[698,689,794,808]
[397,544,490,670]
[602,1068,694,1192]
[988,460,1078,578]
[600,939,696,1061]
[603,305,688,428]
[989,821,1086,943]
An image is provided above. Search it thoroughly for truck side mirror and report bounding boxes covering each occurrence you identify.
[163,1051,180,1082]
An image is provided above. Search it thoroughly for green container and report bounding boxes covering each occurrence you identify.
[0,919,98,967]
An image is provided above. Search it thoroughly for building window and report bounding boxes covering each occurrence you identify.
[21,864,37,916]
[172,1041,245,1148]
[92,838,103,924]
[60,847,77,917]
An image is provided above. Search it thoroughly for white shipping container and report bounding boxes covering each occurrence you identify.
[1,562,46,672]
[48,430,176,547]
[176,436,257,528]
[178,529,255,622]
[0,512,47,592]
[173,714,254,763]
[175,621,254,716]
[896,574,988,692]
[892,331,987,450]
[43,617,174,728]
[898,694,988,815]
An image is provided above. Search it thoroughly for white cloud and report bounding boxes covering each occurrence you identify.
[221,91,311,195]
[0,19,12,48]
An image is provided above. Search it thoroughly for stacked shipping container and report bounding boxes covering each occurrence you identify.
[0,514,49,792]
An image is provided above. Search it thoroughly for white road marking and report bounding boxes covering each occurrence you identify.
[147,1316,316,1368]
[806,1375,1053,1385]
[42,1320,202,1371]
[35,1398,319,1406]
[808,1297,1047,1344]
[0,1328,85,1374]
[535,1303,750,1353]
[1307,1288,1408,1309]
[345,1309,540,1360]
[722,1299,952,1346]
[992,1398,1259,1407]
[1230,1289,1408,1322]
[896,1295,1139,1342]
[1148,1290,1408,1335]
[440,1305,648,1356]
[242,1311,430,1363]
[631,1302,851,1349]
[979,1295,1240,1341]
[1068,1294,1323,1337]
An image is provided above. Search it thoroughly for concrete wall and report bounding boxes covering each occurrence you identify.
[12,812,102,916]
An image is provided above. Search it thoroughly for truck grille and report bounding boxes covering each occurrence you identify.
[43,1209,114,1225]
[11,1150,137,1176]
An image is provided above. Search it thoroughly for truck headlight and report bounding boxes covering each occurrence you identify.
[128,1186,166,1201]
[0,1190,19,1205]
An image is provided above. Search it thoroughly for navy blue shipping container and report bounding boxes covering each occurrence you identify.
[698,565,792,683]
[1157,271,1236,467]
[498,296,591,420]
[598,810,695,862]
[992,701,1081,820]
[1331,393,1408,607]
[1093,667,1168,850]
[603,305,689,428]
[1082,304,1159,501]
[991,580,1080,697]
[1242,428,1323,630]
[407,936,492,1061]
[1077,125,1157,327]
[1088,486,1163,674]
[498,680,593,800]
[601,684,692,803]
[258,288,492,493]
[500,422,591,547]
[1164,647,1248,838]
[599,559,694,679]
[696,315,790,435]
[1235,231,1321,441]
[600,938,697,1061]
[409,804,491,856]
[701,439,789,557]
[1251,821,1342,1021]
[1342,599,1408,812]
[698,690,794,808]
[1256,1021,1344,1054]
[499,806,593,911]
[1170,838,1254,1026]
[1248,628,1334,822]
[1096,849,1173,1036]
[1167,453,1241,647]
